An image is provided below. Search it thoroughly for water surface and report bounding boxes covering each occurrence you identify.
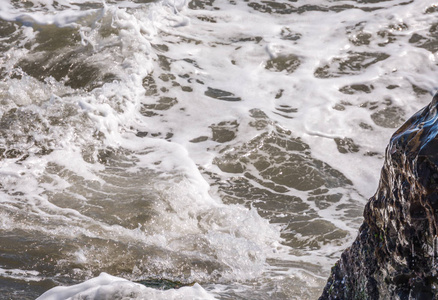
[0,0,437,299]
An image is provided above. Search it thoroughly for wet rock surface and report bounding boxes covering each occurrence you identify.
[320,94,438,299]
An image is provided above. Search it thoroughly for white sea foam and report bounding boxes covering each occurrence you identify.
[36,272,216,300]
[0,0,437,298]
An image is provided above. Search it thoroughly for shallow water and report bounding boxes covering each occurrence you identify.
[0,0,437,299]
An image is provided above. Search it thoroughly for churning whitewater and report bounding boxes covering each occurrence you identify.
[0,0,437,299]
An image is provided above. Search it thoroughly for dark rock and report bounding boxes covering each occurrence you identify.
[320,94,438,299]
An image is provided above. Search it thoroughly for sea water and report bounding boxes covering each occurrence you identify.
[0,0,437,299]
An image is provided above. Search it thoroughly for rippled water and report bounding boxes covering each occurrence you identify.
[0,0,437,299]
